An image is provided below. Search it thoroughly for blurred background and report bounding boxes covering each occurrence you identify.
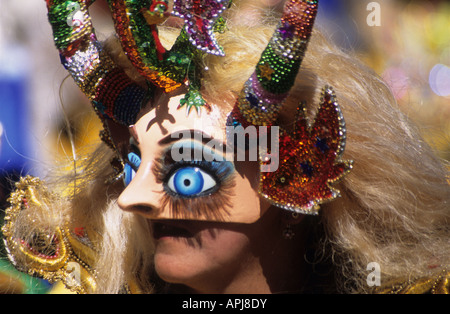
[0,0,449,293]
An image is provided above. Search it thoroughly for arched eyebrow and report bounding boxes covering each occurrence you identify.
[158,129,225,149]
[158,129,228,163]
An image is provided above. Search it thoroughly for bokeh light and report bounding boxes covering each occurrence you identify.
[429,64,450,97]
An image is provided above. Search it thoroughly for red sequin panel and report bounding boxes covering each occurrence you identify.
[259,86,353,214]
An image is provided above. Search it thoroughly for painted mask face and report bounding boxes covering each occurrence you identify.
[117,91,271,224]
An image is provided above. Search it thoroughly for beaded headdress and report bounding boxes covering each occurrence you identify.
[46,0,229,149]
[44,0,352,215]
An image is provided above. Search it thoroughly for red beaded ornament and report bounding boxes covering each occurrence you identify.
[259,87,353,214]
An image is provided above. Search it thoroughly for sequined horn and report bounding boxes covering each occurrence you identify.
[106,0,183,93]
[107,0,231,113]
[107,0,231,93]
[46,0,148,126]
[228,0,318,127]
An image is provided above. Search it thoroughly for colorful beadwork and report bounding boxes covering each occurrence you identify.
[231,0,318,127]
[48,0,148,129]
[172,0,231,56]
[259,87,353,214]
[228,0,352,213]
[107,0,184,92]
[1,176,98,293]
[45,0,231,152]
[107,0,226,113]
[178,88,207,115]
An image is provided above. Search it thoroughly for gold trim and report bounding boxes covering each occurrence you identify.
[2,176,142,294]
[377,269,450,294]
[1,176,97,293]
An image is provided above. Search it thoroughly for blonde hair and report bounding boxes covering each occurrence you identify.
[299,30,450,293]
[8,17,449,294]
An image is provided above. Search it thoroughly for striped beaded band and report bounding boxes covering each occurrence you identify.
[228,0,318,128]
[49,0,148,128]
[108,0,183,92]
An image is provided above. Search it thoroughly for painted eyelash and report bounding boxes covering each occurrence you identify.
[123,140,142,187]
[152,156,236,221]
[127,151,141,171]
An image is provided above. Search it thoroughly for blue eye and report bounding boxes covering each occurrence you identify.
[167,167,216,197]
[124,152,141,186]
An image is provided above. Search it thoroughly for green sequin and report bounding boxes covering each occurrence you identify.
[48,1,90,50]
[256,45,300,94]
[178,89,206,115]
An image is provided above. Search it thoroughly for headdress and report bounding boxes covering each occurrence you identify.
[44,0,352,215]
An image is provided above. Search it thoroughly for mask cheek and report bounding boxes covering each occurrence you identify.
[222,174,266,224]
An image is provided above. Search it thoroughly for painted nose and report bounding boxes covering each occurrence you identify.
[117,160,162,217]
